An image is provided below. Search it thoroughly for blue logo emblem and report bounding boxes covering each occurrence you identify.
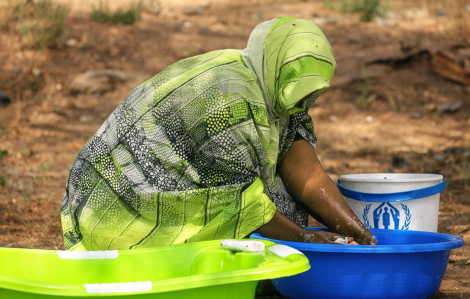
[362,202,411,230]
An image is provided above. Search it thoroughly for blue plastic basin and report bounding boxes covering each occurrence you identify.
[251,228,464,299]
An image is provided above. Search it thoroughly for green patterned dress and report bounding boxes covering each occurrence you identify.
[61,16,336,250]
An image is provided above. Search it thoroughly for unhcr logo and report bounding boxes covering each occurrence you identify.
[362,202,411,230]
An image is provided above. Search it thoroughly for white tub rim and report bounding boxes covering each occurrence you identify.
[339,173,443,183]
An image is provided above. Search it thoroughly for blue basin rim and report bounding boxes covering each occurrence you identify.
[337,179,447,202]
[250,228,464,253]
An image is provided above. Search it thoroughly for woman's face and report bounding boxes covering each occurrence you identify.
[294,92,314,108]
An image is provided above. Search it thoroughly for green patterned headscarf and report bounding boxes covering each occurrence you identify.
[242,16,336,169]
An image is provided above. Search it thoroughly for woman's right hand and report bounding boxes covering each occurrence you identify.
[350,230,377,245]
[300,228,357,245]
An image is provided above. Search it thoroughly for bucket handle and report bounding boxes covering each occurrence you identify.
[337,179,446,202]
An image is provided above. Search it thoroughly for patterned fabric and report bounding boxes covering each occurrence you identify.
[61,17,336,250]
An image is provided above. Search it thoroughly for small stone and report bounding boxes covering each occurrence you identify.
[437,9,448,17]
[426,103,437,112]
[411,112,422,119]
[0,93,11,107]
[349,38,362,44]
[437,102,463,114]
[80,115,91,123]
[32,68,41,76]
[66,38,78,47]
[365,115,374,122]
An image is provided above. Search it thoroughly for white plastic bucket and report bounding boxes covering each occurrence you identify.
[338,174,446,232]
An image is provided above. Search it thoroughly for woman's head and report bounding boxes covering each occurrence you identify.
[242,16,336,121]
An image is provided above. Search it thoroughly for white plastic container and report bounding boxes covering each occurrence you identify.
[337,174,446,232]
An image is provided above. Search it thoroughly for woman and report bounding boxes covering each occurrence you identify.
[61,16,376,251]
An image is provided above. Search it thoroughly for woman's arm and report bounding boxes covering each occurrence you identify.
[276,139,377,245]
[254,209,352,244]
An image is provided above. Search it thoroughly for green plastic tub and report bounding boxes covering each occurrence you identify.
[0,239,309,298]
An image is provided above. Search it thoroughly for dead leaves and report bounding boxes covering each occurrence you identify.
[431,46,470,85]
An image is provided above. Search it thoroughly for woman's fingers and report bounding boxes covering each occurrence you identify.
[320,231,344,244]
[301,230,377,245]
[352,231,378,245]
[360,235,378,245]
[302,231,348,244]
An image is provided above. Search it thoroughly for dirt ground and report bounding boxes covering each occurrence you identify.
[0,0,469,298]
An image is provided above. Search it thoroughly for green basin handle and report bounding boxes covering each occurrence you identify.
[221,239,265,252]
[221,240,304,259]
[268,245,304,259]
[337,179,447,202]
[58,250,119,259]
[85,281,152,294]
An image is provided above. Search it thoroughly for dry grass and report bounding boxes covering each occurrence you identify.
[0,0,68,49]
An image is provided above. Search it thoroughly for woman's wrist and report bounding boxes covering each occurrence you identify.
[254,210,305,242]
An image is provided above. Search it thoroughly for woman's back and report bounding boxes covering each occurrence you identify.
[61,49,276,250]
